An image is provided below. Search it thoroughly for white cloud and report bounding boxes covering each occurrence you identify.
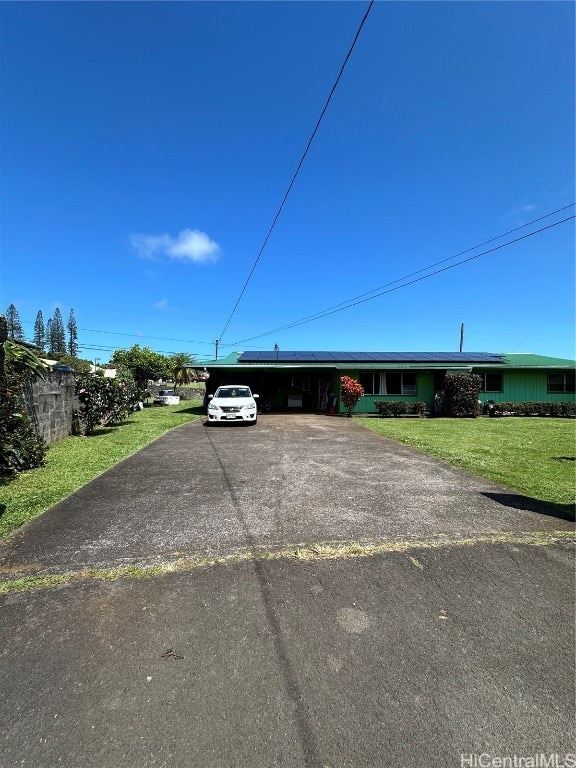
[153,299,169,310]
[503,203,537,222]
[130,228,220,264]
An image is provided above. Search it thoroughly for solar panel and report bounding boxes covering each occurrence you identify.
[237,351,504,364]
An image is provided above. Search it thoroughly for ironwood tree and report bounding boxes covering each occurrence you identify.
[67,308,78,357]
[49,308,66,357]
[33,310,46,351]
[5,304,24,341]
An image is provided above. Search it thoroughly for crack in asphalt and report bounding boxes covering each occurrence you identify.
[1,531,574,594]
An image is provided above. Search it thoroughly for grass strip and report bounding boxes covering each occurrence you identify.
[1,530,574,594]
[0,401,203,538]
[357,417,576,508]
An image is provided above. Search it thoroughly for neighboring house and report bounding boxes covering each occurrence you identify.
[204,351,576,415]
[89,364,117,377]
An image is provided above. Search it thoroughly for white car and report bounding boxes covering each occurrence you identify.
[207,385,259,425]
[153,389,180,406]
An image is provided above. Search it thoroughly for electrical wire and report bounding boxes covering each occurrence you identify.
[16,198,574,354]
[226,213,575,346]
[222,203,575,345]
[216,0,375,343]
[20,321,214,348]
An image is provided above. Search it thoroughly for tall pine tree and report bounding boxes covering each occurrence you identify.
[5,304,25,341]
[67,309,78,357]
[33,310,46,351]
[50,308,66,357]
[46,319,53,356]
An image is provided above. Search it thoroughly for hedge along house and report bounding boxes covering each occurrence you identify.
[203,351,576,415]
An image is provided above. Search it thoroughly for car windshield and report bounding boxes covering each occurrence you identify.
[216,388,251,398]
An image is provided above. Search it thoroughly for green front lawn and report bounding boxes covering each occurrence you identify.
[357,416,576,509]
[0,401,203,539]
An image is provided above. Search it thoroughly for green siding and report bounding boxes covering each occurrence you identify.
[337,371,436,414]
[205,352,575,413]
[478,370,576,404]
[336,369,575,414]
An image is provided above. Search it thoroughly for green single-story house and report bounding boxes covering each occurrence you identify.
[203,351,576,415]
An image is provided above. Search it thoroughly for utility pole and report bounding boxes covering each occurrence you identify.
[214,339,219,362]
[459,323,464,353]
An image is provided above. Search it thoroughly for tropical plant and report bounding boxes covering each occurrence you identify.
[340,376,364,417]
[0,371,47,475]
[169,352,199,391]
[4,340,50,379]
[0,316,48,475]
[173,367,203,390]
[170,352,197,368]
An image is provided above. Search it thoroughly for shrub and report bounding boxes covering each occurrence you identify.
[75,372,139,434]
[413,401,427,416]
[444,373,482,418]
[491,401,575,417]
[0,372,46,476]
[340,376,364,417]
[374,400,408,417]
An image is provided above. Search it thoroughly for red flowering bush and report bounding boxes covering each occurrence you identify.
[340,376,364,417]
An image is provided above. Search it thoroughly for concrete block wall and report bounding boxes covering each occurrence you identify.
[23,369,77,446]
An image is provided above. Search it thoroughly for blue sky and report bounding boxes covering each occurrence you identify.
[1,1,574,364]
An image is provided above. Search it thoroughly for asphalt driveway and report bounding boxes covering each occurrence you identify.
[0,414,571,579]
[1,415,574,768]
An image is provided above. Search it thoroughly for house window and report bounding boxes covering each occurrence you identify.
[359,371,417,396]
[548,373,576,393]
[359,371,378,394]
[479,372,503,392]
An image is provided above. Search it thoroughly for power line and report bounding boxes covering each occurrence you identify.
[216,0,375,343]
[15,200,573,355]
[226,213,575,346]
[74,328,213,345]
[22,339,204,359]
[223,202,575,344]
[19,321,214,347]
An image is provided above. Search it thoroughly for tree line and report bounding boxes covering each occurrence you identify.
[4,304,201,387]
[5,304,78,358]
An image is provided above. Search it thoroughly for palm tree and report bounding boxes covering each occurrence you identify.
[170,352,201,391]
[173,366,203,390]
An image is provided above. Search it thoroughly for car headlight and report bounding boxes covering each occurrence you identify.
[208,403,220,411]
[242,403,256,410]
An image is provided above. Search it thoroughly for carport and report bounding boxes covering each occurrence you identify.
[204,354,341,413]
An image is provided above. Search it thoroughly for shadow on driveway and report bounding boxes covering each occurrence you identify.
[482,492,575,522]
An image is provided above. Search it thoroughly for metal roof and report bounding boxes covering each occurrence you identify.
[499,353,576,368]
[238,351,505,364]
